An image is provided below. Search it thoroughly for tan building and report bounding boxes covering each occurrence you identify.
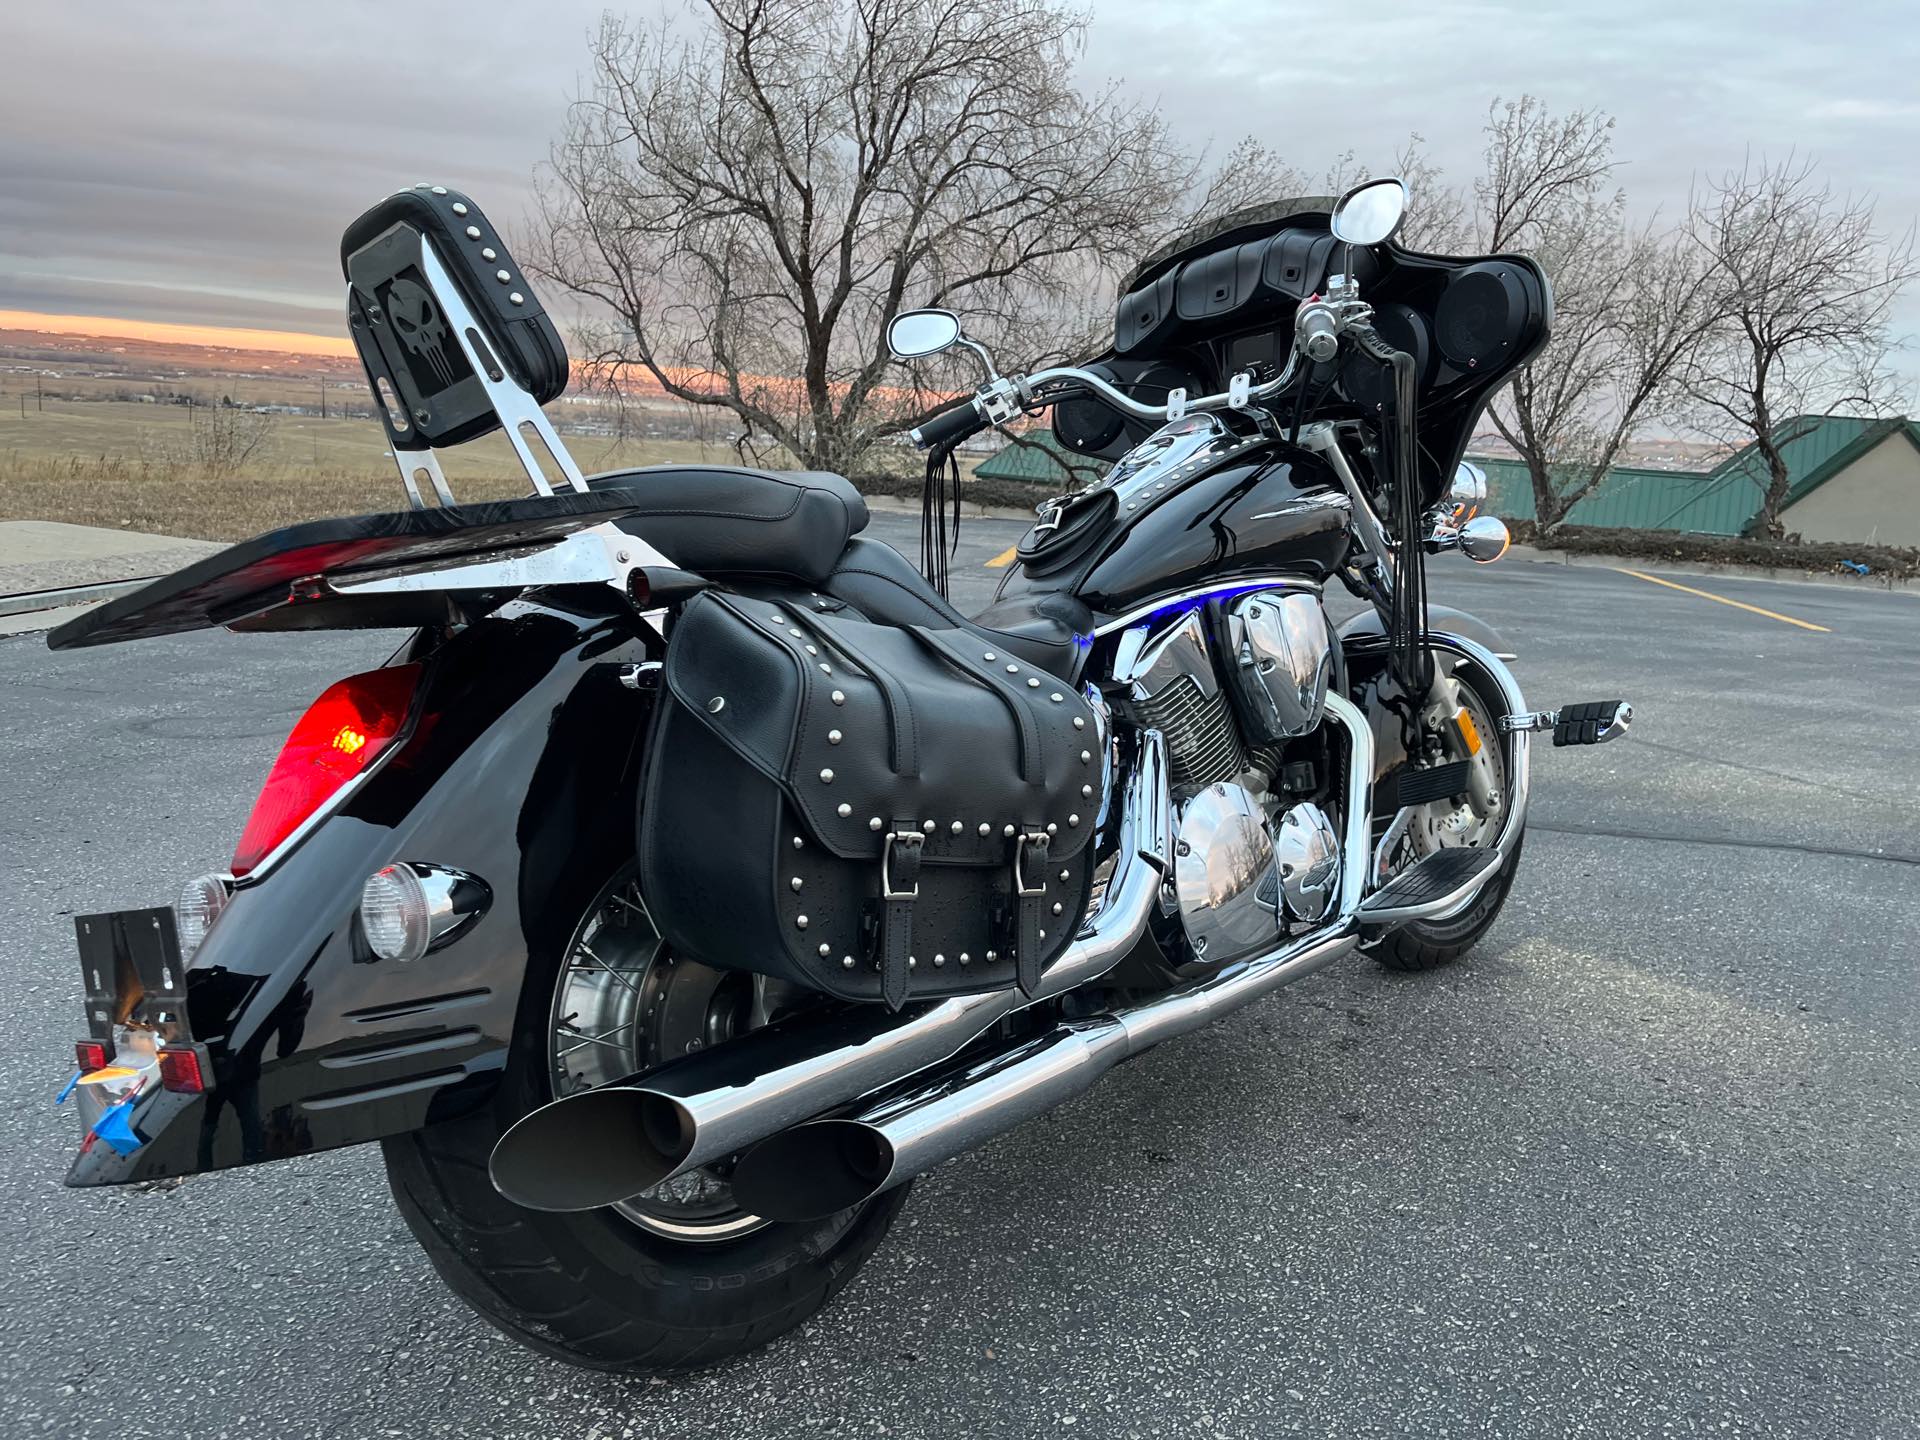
[1764,418,1920,547]
[1474,414,1920,547]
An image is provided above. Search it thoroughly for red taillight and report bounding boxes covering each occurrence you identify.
[231,663,422,876]
[158,1046,206,1094]
[76,1040,110,1073]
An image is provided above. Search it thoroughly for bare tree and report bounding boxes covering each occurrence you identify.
[530,0,1221,475]
[152,403,276,477]
[1471,96,1618,253]
[1467,98,1719,529]
[1498,209,1724,528]
[1680,153,1920,537]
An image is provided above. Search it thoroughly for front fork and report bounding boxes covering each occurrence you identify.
[1421,667,1502,823]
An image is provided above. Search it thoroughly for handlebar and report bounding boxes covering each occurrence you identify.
[1297,301,1340,365]
[908,398,988,450]
[904,287,1383,450]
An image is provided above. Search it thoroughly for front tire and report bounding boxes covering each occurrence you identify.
[1369,659,1525,973]
[383,864,910,1372]
[1368,829,1524,972]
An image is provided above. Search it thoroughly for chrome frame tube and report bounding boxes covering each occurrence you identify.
[1298,421,1395,591]
[488,732,1172,1212]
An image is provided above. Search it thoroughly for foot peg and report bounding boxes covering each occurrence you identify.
[1359,846,1503,923]
[1501,700,1632,747]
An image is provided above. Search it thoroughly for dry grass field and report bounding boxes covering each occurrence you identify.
[0,397,779,541]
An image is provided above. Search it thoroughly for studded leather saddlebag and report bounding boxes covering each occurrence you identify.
[638,589,1101,1008]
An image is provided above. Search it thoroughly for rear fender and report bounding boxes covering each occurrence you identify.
[67,595,653,1186]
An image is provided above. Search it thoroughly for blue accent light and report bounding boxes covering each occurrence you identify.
[1132,582,1278,632]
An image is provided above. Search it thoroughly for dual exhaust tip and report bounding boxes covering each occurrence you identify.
[489,1086,888,1222]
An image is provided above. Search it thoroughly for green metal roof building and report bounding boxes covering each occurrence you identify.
[974,431,1106,486]
[1473,414,1920,546]
[974,413,1920,547]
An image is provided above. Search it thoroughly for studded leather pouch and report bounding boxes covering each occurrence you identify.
[638,589,1101,1008]
[1015,487,1117,577]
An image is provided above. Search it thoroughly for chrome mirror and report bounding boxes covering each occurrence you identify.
[1458,515,1511,564]
[1331,178,1409,247]
[887,309,962,360]
[1445,461,1487,523]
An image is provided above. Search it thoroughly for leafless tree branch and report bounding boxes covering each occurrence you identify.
[1678,151,1920,536]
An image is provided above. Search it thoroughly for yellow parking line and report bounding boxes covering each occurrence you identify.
[1613,568,1830,632]
[986,545,1019,569]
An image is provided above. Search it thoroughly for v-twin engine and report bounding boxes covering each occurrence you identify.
[1118,588,1341,965]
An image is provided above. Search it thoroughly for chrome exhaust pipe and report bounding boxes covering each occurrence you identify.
[488,732,1171,1212]
[729,693,1378,1222]
[730,922,1359,1222]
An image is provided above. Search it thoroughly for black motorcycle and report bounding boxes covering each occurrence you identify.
[53,177,1629,1371]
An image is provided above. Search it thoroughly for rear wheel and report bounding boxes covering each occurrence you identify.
[383,863,909,1372]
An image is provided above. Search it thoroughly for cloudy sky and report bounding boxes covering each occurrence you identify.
[3,0,1917,359]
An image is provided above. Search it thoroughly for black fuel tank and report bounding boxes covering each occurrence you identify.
[1074,438,1352,615]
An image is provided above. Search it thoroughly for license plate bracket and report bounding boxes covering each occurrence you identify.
[75,907,193,1045]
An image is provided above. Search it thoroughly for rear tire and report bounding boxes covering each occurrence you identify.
[383,863,910,1373]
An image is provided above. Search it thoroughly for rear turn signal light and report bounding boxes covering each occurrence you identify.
[158,1046,207,1094]
[231,663,422,876]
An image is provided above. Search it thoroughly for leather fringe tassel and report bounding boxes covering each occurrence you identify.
[920,442,963,599]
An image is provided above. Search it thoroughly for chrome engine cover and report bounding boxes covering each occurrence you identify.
[1273,802,1340,922]
[1116,610,1243,792]
[1173,782,1280,960]
[1223,589,1332,742]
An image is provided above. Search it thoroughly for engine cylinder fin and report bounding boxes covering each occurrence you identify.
[1131,676,1243,790]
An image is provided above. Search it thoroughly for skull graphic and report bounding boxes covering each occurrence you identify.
[385,277,457,388]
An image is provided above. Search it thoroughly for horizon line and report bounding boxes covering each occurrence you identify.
[0,309,357,359]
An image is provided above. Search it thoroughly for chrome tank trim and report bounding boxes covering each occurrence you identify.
[726,694,1379,1222]
[487,731,1172,1213]
[1093,575,1323,639]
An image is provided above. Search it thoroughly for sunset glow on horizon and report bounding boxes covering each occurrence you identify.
[0,309,358,359]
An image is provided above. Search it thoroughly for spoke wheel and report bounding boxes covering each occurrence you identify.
[1385,674,1508,921]
[547,865,770,1243]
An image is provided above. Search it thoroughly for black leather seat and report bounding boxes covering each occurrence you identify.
[590,465,1089,683]
[824,538,1091,684]
[592,466,868,585]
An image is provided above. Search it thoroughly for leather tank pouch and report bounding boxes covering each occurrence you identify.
[1016,488,1117,578]
[638,589,1101,1007]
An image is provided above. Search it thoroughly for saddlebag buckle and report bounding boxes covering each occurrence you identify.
[881,831,925,900]
[1014,831,1051,897]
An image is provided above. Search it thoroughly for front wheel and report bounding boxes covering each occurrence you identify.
[383,863,910,1372]
[1368,661,1525,973]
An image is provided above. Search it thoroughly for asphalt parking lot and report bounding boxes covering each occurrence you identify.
[3,511,1916,1439]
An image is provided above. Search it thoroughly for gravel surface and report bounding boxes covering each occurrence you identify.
[2,515,1915,1439]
